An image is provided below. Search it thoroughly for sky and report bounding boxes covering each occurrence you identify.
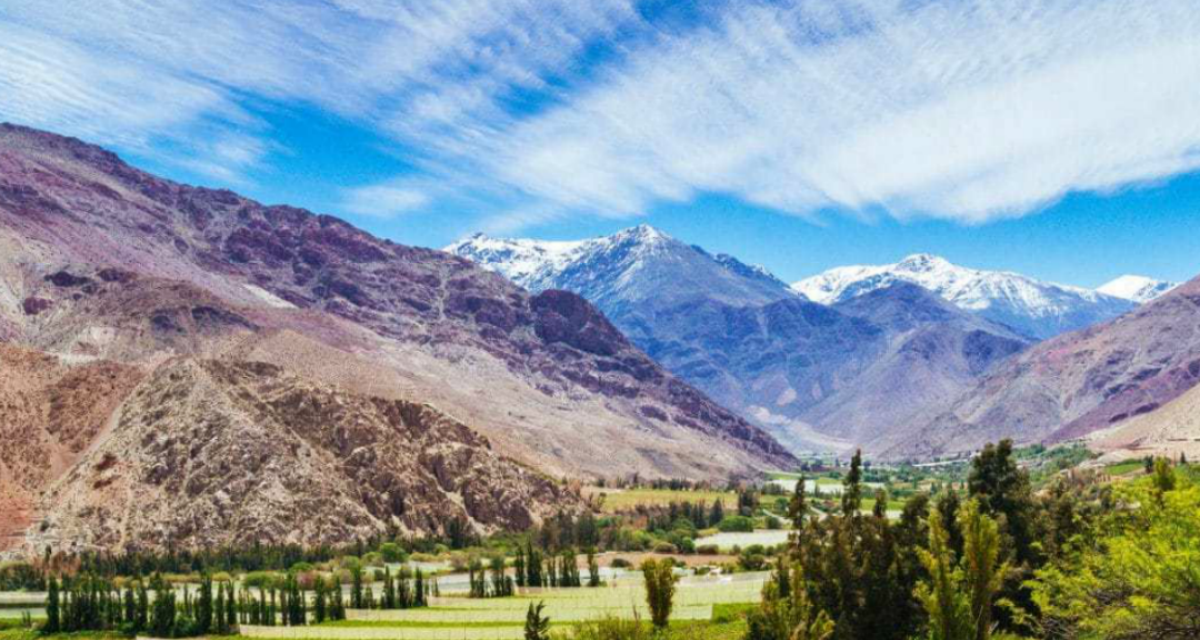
[1,0,1198,287]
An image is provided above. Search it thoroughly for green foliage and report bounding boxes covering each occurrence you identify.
[717,516,755,533]
[524,601,551,640]
[568,615,650,640]
[746,560,833,640]
[917,500,1009,640]
[1028,465,1200,639]
[642,559,677,629]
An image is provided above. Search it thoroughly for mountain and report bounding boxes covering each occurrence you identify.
[793,254,1135,340]
[881,275,1200,460]
[1097,275,1178,303]
[1086,382,1200,463]
[450,229,1030,454]
[447,226,798,340]
[0,123,794,552]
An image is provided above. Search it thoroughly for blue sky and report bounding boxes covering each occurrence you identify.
[1,0,1198,287]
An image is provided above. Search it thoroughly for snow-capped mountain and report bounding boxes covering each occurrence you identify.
[1097,275,1179,304]
[449,228,1032,455]
[793,254,1136,340]
[446,224,797,310]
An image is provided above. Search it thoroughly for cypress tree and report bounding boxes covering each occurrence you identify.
[45,577,61,633]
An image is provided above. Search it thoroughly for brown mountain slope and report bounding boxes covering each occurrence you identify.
[0,122,793,481]
[24,358,576,554]
[1086,382,1200,462]
[884,275,1200,459]
[0,343,144,550]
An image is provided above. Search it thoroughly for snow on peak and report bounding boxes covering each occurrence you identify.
[1097,275,1178,303]
[793,255,1135,340]
[446,225,796,307]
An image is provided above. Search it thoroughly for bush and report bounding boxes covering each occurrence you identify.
[362,552,384,567]
[652,541,678,554]
[611,558,632,569]
[570,615,650,640]
[243,571,282,590]
[717,516,755,532]
[696,544,721,555]
[380,542,407,563]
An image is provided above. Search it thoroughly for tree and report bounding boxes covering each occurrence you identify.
[917,499,1009,640]
[968,439,1037,565]
[788,477,808,530]
[351,565,364,609]
[1152,457,1177,503]
[587,548,600,587]
[1029,474,1200,639]
[709,497,725,528]
[917,505,972,640]
[524,601,551,640]
[843,450,864,518]
[746,560,834,640]
[642,559,677,629]
[45,577,61,634]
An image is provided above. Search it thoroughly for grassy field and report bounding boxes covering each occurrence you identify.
[1105,460,1146,476]
[585,488,737,513]
[239,574,765,640]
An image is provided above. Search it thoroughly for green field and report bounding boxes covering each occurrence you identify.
[587,488,736,513]
[238,574,764,640]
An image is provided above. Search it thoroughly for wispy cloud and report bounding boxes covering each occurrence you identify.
[484,0,1200,226]
[341,185,430,219]
[1,0,1197,229]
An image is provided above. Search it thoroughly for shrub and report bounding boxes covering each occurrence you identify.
[611,558,632,569]
[718,516,755,532]
[653,541,678,554]
[570,615,650,640]
[379,542,407,564]
[696,544,721,556]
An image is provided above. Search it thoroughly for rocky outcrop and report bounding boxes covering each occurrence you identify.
[27,359,577,554]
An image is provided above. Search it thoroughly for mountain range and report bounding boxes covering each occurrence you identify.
[793,254,1143,340]
[450,228,1194,460]
[0,124,793,554]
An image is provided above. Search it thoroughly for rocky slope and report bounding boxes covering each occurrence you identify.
[794,254,1135,340]
[451,229,1030,454]
[0,123,796,553]
[883,275,1200,459]
[27,359,574,554]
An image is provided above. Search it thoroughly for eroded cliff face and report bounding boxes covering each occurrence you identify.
[26,359,578,554]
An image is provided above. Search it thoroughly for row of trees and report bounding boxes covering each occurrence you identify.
[511,544,598,590]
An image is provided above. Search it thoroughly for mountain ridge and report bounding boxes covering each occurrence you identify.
[793,253,1136,340]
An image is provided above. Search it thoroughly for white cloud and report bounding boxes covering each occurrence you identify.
[482,0,1200,226]
[341,185,431,219]
[1,0,1198,228]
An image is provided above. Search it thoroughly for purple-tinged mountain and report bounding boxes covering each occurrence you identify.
[450,229,1031,453]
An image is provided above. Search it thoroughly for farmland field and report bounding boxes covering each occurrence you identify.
[584,487,736,513]
[240,573,766,640]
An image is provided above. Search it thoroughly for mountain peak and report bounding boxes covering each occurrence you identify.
[897,253,952,270]
[612,223,670,244]
[1097,275,1178,303]
[794,255,1135,340]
